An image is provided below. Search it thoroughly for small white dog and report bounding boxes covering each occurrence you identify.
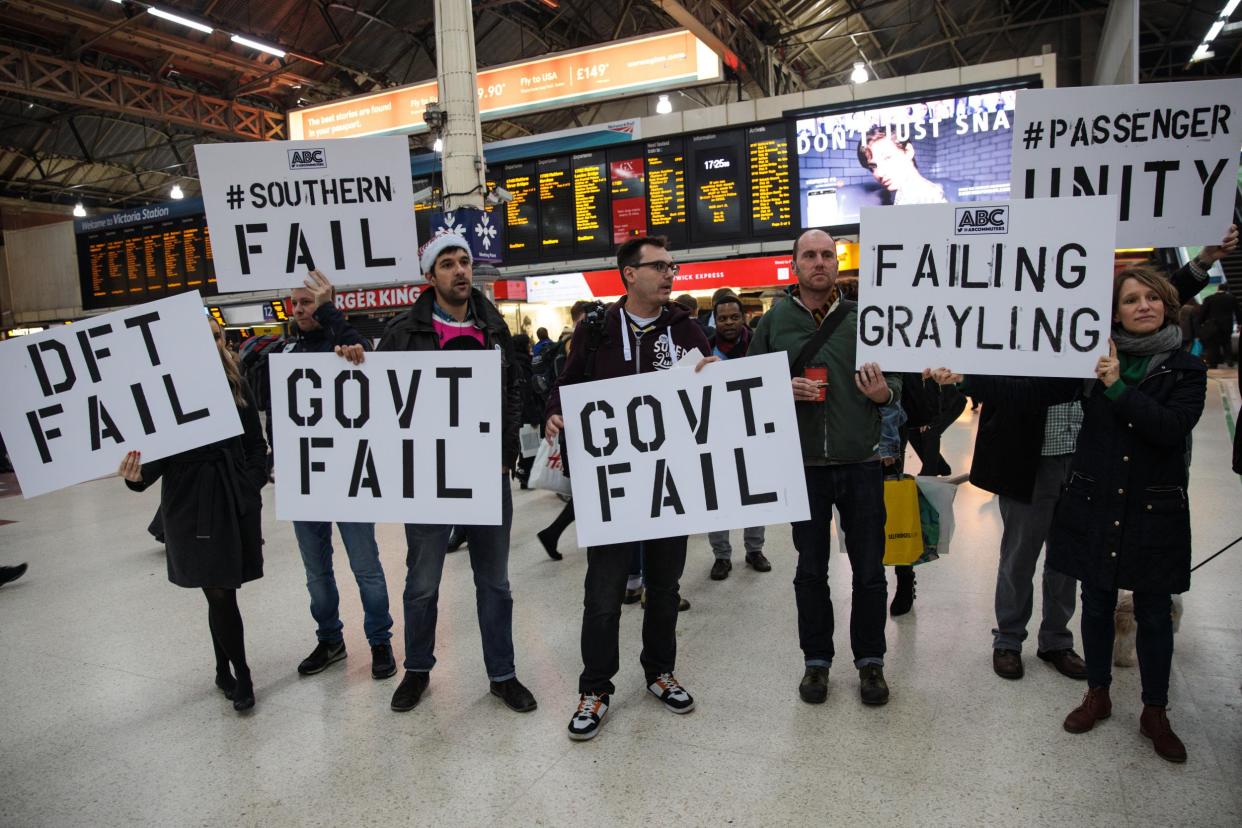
[1113,590,1183,667]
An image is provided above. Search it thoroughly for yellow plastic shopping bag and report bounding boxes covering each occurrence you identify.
[882,476,925,566]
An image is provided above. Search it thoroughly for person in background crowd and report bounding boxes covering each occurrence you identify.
[749,228,900,708]
[285,270,395,681]
[532,327,553,359]
[0,562,27,587]
[857,124,947,206]
[1198,286,1241,368]
[675,293,714,339]
[706,291,771,581]
[117,324,268,713]
[339,233,536,716]
[510,333,541,489]
[546,235,715,741]
[942,264,1207,763]
[1178,295,1200,352]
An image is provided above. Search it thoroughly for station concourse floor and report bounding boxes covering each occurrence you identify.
[1,374,1240,827]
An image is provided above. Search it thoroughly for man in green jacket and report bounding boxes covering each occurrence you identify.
[749,228,901,706]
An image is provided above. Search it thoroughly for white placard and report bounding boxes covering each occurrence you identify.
[194,135,419,293]
[269,351,501,524]
[1010,79,1242,247]
[560,352,810,548]
[857,197,1117,378]
[0,292,243,498]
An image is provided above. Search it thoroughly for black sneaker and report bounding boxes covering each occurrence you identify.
[391,671,430,712]
[648,673,695,713]
[490,677,538,712]
[710,559,732,580]
[297,640,346,676]
[745,551,772,572]
[859,664,889,706]
[567,692,610,740]
[370,643,397,680]
[799,666,829,704]
[0,563,28,586]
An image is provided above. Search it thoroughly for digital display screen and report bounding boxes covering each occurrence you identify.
[645,138,687,247]
[572,151,609,254]
[608,150,647,245]
[689,132,745,243]
[501,161,539,261]
[77,213,217,310]
[537,156,573,253]
[747,123,792,234]
[793,88,1019,228]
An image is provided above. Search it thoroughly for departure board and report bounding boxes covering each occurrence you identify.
[747,123,793,234]
[77,212,217,310]
[609,150,647,244]
[689,132,746,243]
[645,138,687,247]
[501,161,538,262]
[572,151,609,254]
[537,156,574,253]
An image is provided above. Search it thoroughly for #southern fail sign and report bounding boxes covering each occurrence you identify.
[559,352,810,548]
[195,135,419,292]
[857,196,1118,378]
[0,292,243,498]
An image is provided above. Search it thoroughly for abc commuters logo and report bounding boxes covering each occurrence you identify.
[954,205,1008,235]
[288,148,327,170]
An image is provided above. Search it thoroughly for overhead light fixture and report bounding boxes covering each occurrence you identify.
[432,137,444,152]
[851,61,869,84]
[1204,20,1225,42]
[230,34,286,58]
[147,7,214,34]
[655,94,672,115]
[1224,0,1241,17]
[1189,44,1215,63]
[170,184,184,199]
[73,202,86,217]
[1188,0,1240,66]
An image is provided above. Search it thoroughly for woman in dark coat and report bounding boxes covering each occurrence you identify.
[510,333,542,488]
[953,266,1205,763]
[118,332,268,712]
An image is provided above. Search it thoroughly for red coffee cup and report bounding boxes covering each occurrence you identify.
[804,366,828,402]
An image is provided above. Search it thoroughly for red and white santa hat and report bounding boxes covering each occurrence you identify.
[419,232,472,273]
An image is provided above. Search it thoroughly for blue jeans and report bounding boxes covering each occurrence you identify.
[402,475,515,681]
[292,521,392,645]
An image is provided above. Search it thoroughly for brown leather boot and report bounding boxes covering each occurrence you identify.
[1063,687,1112,733]
[1140,705,1187,763]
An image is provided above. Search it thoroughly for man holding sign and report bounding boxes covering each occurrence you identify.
[749,228,901,707]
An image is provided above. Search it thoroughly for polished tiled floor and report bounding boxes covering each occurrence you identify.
[2,375,1240,827]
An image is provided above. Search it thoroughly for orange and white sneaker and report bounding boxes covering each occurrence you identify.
[648,673,695,713]
[567,692,610,741]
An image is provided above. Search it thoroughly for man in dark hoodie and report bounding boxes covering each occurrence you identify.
[545,235,715,741]
[337,233,536,717]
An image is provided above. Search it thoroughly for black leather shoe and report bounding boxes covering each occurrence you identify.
[490,677,538,712]
[232,672,255,712]
[745,552,772,572]
[0,563,27,586]
[391,671,429,712]
[297,640,346,676]
[446,528,467,553]
[858,664,889,706]
[537,528,563,561]
[371,643,397,680]
[1037,648,1088,680]
[710,559,732,580]
[799,666,829,704]
[993,648,1024,680]
[890,565,916,617]
[215,671,237,700]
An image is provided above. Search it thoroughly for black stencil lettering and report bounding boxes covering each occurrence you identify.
[725,377,764,437]
[735,447,777,505]
[975,307,1003,350]
[348,440,382,497]
[27,340,75,396]
[1015,247,1046,292]
[1144,160,1179,218]
[1194,158,1228,216]
[626,395,665,453]
[130,383,156,435]
[1119,165,1132,222]
[75,325,113,383]
[1069,308,1101,352]
[299,436,333,495]
[387,369,421,428]
[677,386,713,444]
[650,458,685,517]
[1072,165,1108,197]
[1033,308,1064,352]
[859,305,885,346]
[124,312,163,366]
[596,462,630,522]
[699,452,718,510]
[330,220,346,270]
[285,222,316,273]
[875,244,903,287]
[402,439,415,498]
[889,306,914,347]
[913,244,939,287]
[915,306,941,348]
[436,439,471,498]
[947,305,973,348]
[581,400,618,458]
[361,218,396,267]
[87,395,124,451]
[1055,244,1087,289]
[25,405,63,463]
[163,374,209,424]
[334,370,370,428]
[436,367,471,427]
[235,223,266,276]
[287,368,323,426]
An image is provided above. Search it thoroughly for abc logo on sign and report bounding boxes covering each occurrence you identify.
[954,206,1008,235]
[288,148,327,170]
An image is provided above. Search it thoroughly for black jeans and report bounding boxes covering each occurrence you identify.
[1080,583,1173,706]
[791,462,888,668]
[579,535,687,695]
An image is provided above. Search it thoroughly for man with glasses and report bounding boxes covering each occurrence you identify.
[545,235,715,741]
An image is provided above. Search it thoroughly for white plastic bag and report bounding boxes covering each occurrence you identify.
[519,424,541,459]
[530,439,572,496]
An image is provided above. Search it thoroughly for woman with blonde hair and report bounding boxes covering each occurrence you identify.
[118,319,268,712]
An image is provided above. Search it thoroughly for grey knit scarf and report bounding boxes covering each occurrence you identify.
[1111,323,1182,357]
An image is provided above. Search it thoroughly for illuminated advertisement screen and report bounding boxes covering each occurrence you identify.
[792,85,1025,229]
[608,149,647,244]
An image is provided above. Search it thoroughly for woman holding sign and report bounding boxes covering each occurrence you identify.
[117,331,268,713]
[940,265,1206,763]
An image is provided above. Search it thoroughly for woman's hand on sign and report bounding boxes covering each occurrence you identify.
[1096,339,1120,388]
[694,355,720,373]
[335,344,365,365]
[854,362,891,404]
[118,450,142,482]
[928,368,963,386]
[1200,224,1239,265]
[545,414,564,443]
[791,376,824,402]
[305,269,335,308]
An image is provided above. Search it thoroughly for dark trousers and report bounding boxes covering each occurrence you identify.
[791,462,888,668]
[579,535,687,695]
[1080,584,1173,706]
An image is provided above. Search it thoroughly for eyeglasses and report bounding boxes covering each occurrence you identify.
[631,260,679,276]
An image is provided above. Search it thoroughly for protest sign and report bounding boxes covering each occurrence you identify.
[195,135,419,293]
[0,292,243,498]
[559,352,809,548]
[268,351,501,524]
[1011,79,1242,247]
[856,196,1117,378]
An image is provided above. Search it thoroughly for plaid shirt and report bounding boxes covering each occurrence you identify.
[1041,401,1083,456]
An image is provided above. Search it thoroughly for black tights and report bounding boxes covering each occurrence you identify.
[203,587,249,680]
